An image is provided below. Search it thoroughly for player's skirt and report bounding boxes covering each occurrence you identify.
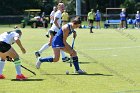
[52,36,64,48]
[136,19,140,23]
[120,18,126,21]
[0,41,11,53]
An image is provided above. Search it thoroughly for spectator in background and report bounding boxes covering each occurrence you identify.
[62,10,69,25]
[50,6,57,26]
[135,11,140,29]
[87,9,94,33]
[95,10,101,29]
[120,8,126,29]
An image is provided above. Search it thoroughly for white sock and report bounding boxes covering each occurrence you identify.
[15,65,22,75]
[0,60,5,75]
[60,50,66,58]
[38,43,50,54]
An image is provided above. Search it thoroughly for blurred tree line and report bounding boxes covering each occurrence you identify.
[0,0,139,15]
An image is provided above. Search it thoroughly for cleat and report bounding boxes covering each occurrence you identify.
[0,74,5,79]
[46,34,49,38]
[75,69,87,74]
[35,51,40,58]
[62,57,70,62]
[16,74,27,80]
[36,57,42,69]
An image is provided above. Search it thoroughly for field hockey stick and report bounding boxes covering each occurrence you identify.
[70,38,75,67]
[6,56,36,76]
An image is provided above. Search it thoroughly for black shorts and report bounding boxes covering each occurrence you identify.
[95,20,100,22]
[0,41,11,53]
[49,30,57,36]
[88,20,94,23]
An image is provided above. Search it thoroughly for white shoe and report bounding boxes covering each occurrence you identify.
[75,69,87,74]
[36,57,42,69]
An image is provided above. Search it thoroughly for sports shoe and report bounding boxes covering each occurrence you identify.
[16,74,27,80]
[35,51,40,58]
[75,69,87,74]
[62,57,70,62]
[36,57,42,69]
[46,34,49,38]
[0,74,5,79]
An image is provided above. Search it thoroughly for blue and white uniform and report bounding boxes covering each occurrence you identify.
[95,11,101,21]
[120,12,126,21]
[136,13,140,22]
[52,23,75,48]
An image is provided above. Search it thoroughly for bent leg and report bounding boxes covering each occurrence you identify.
[4,47,22,75]
[39,48,60,62]
[61,46,80,71]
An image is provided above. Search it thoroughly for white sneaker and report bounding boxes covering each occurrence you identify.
[36,57,42,69]
[75,69,87,74]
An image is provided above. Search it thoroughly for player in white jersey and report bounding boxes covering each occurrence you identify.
[135,11,140,28]
[0,29,27,80]
[50,6,57,26]
[35,2,70,62]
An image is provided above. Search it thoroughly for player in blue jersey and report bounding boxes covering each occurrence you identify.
[120,8,126,29]
[95,10,101,29]
[36,17,86,74]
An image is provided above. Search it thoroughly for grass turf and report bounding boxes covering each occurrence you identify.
[0,26,140,93]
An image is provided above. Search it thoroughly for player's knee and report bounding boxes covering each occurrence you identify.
[53,57,59,62]
[0,57,5,61]
[71,50,77,56]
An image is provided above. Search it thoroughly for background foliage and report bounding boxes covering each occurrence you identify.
[0,0,139,15]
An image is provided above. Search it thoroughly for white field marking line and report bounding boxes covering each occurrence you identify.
[83,46,140,51]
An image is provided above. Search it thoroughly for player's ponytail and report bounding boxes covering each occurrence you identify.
[72,16,82,24]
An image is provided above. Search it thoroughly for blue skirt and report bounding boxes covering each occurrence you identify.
[52,36,64,48]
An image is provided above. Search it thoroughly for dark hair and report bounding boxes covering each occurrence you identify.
[15,29,22,34]
[72,16,82,24]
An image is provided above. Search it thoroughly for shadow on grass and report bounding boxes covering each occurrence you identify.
[66,61,96,64]
[11,79,44,81]
[42,73,113,76]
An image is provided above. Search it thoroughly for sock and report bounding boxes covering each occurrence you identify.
[72,56,80,71]
[60,50,66,58]
[14,58,22,75]
[39,56,53,62]
[0,60,5,75]
[38,43,50,54]
[90,26,93,32]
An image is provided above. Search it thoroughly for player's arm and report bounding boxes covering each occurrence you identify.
[54,17,60,29]
[15,37,26,54]
[62,26,72,51]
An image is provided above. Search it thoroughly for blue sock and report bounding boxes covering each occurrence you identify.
[0,60,5,75]
[72,56,80,71]
[14,58,22,75]
[40,56,53,62]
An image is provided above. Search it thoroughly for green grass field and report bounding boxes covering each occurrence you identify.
[0,26,140,93]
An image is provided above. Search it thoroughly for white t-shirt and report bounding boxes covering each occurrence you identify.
[0,31,20,45]
[50,10,62,32]
[50,11,55,24]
